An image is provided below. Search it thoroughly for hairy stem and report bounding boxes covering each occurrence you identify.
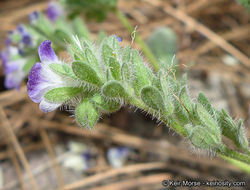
[114,9,160,72]
[217,146,250,164]
[129,97,187,136]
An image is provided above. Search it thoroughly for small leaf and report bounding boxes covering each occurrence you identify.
[101,80,128,100]
[185,124,222,149]
[45,87,82,103]
[85,48,99,71]
[218,109,249,151]
[72,61,103,87]
[141,86,165,112]
[179,85,193,114]
[75,100,99,128]
[102,44,113,65]
[131,50,150,96]
[121,62,133,83]
[159,71,174,116]
[196,103,220,137]
[91,95,121,113]
[122,46,131,64]
[109,57,121,80]
[198,92,213,114]
[49,63,77,79]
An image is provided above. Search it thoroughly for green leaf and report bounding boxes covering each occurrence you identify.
[196,103,220,138]
[185,124,222,149]
[44,87,82,103]
[131,50,150,96]
[141,86,166,112]
[49,63,77,79]
[102,44,113,65]
[218,109,249,151]
[72,17,90,39]
[91,95,121,113]
[198,92,213,114]
[101,80,128,100]
[109,57,121,80]
[72,61,103,87]
[75,100,99,128]
[121,62,133,83]
[179,85,193,114]
[122,46,131,64]
[159,71,174,116]
[85,48,99,71]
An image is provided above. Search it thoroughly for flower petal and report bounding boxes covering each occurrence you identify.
[46,2,63,22]
[4,70,25,89]
[38,40,58,62]
[39,99,61,113]
[27,62,49,103]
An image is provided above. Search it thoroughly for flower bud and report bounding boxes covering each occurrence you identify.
[75,100,99,128]
[185,124,222,149]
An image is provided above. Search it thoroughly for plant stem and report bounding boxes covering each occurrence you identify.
[129,97,187,137]
[114,9,160,72]
[219,155,250,174]
[217,146,250,164]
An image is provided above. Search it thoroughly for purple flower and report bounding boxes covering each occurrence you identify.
[27,40,79,113]
[46,2,63,22]
[29,11,39,24]
[116,36,123,42]
[1,47,26,89]
[17,25,33,46]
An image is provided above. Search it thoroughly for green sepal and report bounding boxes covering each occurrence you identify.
[109,57,121,81]
[195,103,221,138]
[102,44,113,65]
[101,80,128,100]
[185,124,222,149]
[159,71,174,116]
[141,86,166,112]
[49,63,77,79]
[75,100,99,128]
[218,109,249,151]
[131,50,150,96]
[91,95,121,113]
[72,61,103,87]
[121,62,133,83]
[122,46,131,64]
[198,92,214,114]
[179,85,193,114]
[44,87,82,103]
[85,48,100,72]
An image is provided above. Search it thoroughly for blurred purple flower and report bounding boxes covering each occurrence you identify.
[1,47,26,89]
[46,1,63,22]
[29,11,39,24]
[107,147,130,168]
[116,36,123,42]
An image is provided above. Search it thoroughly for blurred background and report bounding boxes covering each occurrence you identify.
[0,0,249,189]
